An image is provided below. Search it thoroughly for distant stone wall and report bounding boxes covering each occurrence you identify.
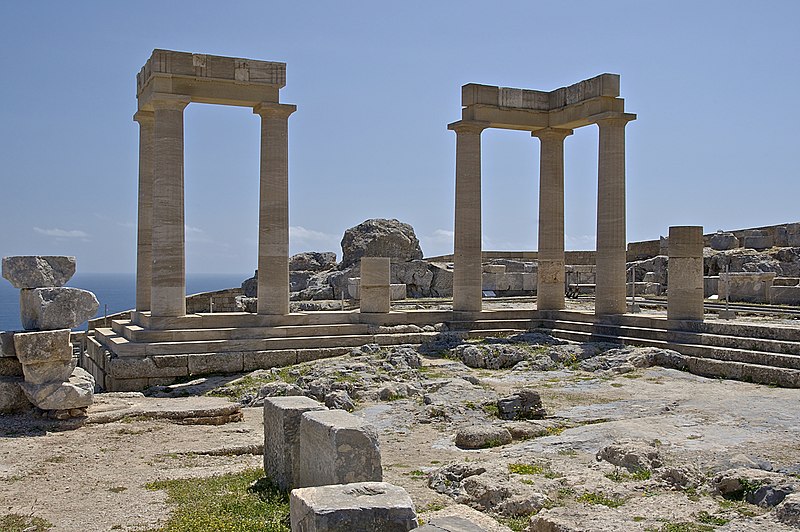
[425,250,596,265]
[186,288,243,313]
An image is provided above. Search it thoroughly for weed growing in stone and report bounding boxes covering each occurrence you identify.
[577,491,625,508]
[605,467,652,482]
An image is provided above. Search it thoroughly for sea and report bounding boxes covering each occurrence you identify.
[0,273,249,332]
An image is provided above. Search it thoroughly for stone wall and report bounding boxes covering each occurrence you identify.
[186,288,243,313]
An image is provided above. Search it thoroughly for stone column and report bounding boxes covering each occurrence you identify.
[133,111,154,312]
[150,96,190,318]
[667,225,704,321]
[253,103,296,315]
[449,121,487,313]
[595,116,633,315]
[532,128,572,310]
[360,257,391,314]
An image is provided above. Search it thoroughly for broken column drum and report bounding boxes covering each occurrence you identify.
[449,74,636,315]
[133,49,295,321]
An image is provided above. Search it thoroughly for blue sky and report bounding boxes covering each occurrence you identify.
[1,1,798,274]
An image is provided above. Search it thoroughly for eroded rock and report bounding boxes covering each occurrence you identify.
[20,287,99,330]
[2,256,76,289]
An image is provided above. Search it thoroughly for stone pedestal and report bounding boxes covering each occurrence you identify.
[134,111,155,312]
[533,128,572,310]
[263,396,328,490]
[360,257,391,314]
[295,409,382,488]
[450,122,486,313]
[150,95,190,318]
[667,226,704,321]
[254,103,296,315]
[595,117,632,315]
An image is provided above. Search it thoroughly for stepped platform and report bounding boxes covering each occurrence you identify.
[85,307,800,391]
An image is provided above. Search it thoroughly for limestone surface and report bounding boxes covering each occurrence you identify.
[19,287,99,330]
[340,219,423,269]
[2,256,76,289]
[289,481,417,532]
[295,409,382,488]
[0,376,31,413]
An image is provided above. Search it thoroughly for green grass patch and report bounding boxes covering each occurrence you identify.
[146,467,289,531]
[605,467,651,482]
[654,523,714,532]
[695,511,729,526]
[481,403,499,417]
[0,514,53,531]
[577,491,625,508]
[508,463,546,475]
[496,513,535,532]
[208,373,277,399]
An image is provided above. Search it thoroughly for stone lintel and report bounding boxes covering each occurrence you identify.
[462,73,619,111]
[137,49,286,94]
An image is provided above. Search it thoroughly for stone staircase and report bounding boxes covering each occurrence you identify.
[448,310,800,387]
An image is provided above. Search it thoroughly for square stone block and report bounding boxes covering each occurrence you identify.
[290,482,417,532]
[22,358,75,385]
[770,286,800,306]
[0,357,23,377]
[295,409,382,488]
[0,331,18,357]
[360,285,390,313]
[0,376,32,413]
[263,396,328,490]
[13,329,71,365]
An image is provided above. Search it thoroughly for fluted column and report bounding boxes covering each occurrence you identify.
[254,103,296,315]
[133,110,154,312]
[532,128,572,310]
[449,121,487,313]
[150,95,190,318]
[595,115,634,315]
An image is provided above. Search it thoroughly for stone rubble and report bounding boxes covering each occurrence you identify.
[1,255,76,289]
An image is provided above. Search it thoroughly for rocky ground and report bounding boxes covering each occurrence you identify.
[2,331,800,531]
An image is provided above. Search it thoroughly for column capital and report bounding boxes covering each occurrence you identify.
[253,102,297,119]
[149,93,191,111]
[531,127,573,141]
[133,110,154,124]
[447,120,489,135]
[591,112,637,128]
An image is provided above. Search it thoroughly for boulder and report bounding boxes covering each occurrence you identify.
[241,270,258,297]
[429,263,454,297]
[709,231,739,251]
[340,219,423,269]
[20,366,94,410]
[290,252,337,272]
[453,344,527,370]
[19,287,99,330]
[454,425,512,449]
[2,256,76,289]
[496,389,546,420]
[775,493,800,527]
[324,390,356,411]
[596,440,663,472]
[391,260,433,297]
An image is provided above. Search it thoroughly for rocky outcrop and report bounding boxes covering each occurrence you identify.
[289,252,337,272]
[340,219,423,269]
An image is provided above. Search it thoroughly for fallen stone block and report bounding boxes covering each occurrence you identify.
[20,366,94,410]
[290,482,417,532]
[775,493,800,527]
[0,357,23,377]
[13,329,71,365]
[416,516,488,531]
[263,396,328,490]
[295,409,382,488]
[719,272,775,304]
[2,256,76,289]
[19,288,99,330]
[742,230,773,250]
[597,440,662,472]
[0,376,32,413]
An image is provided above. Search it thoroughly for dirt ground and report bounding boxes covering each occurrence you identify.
[1,345,799,531]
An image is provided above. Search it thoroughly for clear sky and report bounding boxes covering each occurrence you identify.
[1,1,798,274]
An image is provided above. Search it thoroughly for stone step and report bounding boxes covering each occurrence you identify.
[114,320,372,342]
[449,319,539,331]
[538,318,668,342]
[539,326,800,373]
[667,330,800,356]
